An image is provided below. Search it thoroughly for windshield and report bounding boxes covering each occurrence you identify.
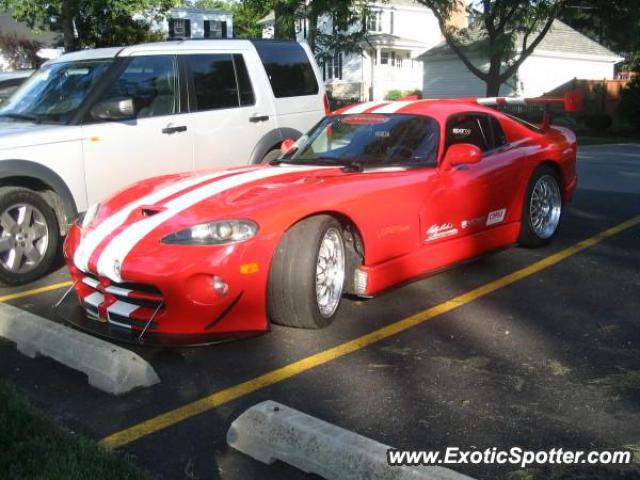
[283,114,439,168]
[0,59,113,124]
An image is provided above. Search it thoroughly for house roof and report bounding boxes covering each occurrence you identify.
[419,19,622,62]
[0,12,62,47]
[366,33,429,49]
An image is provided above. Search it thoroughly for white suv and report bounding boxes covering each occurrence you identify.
[0,39,327,284]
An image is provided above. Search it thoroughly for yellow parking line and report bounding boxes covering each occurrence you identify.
[99,215,640,449]
[0,281,73,303]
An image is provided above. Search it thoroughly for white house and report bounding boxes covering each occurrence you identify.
[419,19,623,98]
[258,0,465,101]
[159,7,233,40]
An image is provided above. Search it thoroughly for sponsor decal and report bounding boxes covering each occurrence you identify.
[486,208,507,226]
[426,223,458,241]
[461,217,484,229]
[452,127,472,137]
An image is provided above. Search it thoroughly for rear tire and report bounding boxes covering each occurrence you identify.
[518,165,562,247]
[268,215,346,328]
[260,148,282,164]
[0,187,60,285]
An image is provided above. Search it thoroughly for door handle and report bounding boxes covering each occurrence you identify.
[162,125,187,134]
[249,115,269,123]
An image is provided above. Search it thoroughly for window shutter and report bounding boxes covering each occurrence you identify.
[168,18,175,39]
[390,11,394,34]
[204,20,210,38]
[221,21,228,38]
[185,19,191,38]
[338,53,343,79]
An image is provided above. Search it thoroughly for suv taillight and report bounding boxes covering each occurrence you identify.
[323,94,331,115]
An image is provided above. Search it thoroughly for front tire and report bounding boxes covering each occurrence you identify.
[268,215,346,328]
[260,148,282,164]
[518,165,563,247]
[0,187,60,285]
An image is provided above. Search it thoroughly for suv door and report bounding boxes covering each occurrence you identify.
[181,52,277,168]
[81,54,193,204]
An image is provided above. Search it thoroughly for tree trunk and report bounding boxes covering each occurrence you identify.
[485,56,502,96]
[308,10,317,52]
[61,0,78,52]
[274,0,296,40]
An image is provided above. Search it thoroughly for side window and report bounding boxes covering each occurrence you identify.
[446,114,491,151]
[251,40,319,98]
[490,115,507,148]
[100,55,178,119]
[233,54,255,107]
[185,54,239,111]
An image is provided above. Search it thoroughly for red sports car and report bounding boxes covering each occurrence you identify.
[63,96,578,345]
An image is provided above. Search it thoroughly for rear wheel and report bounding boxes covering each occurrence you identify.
[518,165,562,247]
[268,215,346,328]
[260,148,282,164]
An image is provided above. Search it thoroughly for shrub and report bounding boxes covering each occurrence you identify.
[0,34,43,70]
[585,113,613,132]
[620,77,640,130]
[384,89,403,101]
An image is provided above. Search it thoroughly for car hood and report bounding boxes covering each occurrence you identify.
[0,121,81,150]
[73,164,347,281]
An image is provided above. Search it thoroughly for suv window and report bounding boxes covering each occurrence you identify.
[251,40,319,98]
[184,54,255,111]
[446,113,506,152]
[100,55,178,119]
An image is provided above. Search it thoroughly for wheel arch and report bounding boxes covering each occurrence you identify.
[0,160,78,235]
[537,160,564,190]
[249,127,303,164]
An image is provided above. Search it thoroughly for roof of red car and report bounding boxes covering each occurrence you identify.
[332,99,498,119]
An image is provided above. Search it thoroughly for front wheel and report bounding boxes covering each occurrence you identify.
[268,215,346,328]
[0,187,60,285]
[518,165,563,247]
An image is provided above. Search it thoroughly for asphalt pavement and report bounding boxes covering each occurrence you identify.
[0,144,639,480]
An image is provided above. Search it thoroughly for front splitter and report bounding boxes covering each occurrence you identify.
[55,296,266,348]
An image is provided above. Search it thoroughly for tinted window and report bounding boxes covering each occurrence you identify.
[285,114,439,167]
[101,55,177,119]
[252,40,319,98]
[490,115,507,148]
[446,114,493,151]
[186,54,239,111]
[233,54,255,106]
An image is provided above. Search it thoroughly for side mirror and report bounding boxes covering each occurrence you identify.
[441,143,482,171]
[90,97,135,121]
[280,138,296,154]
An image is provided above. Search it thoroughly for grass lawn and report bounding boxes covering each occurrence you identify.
[0,380,149,480]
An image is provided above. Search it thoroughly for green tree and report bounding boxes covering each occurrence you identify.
[416,0,567,96]
[1,0,177,51]
[560,0,640,71]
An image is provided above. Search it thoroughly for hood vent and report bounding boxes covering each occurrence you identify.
[140,206,164,217]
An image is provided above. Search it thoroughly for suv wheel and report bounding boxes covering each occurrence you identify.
[260,148,282,164]
[0,187,60,285]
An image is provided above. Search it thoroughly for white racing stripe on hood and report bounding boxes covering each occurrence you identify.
[73,169,240,272]
[96,166,324,282]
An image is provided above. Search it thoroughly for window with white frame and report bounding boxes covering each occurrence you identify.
[323,53,343,81]
[367,10,383,32]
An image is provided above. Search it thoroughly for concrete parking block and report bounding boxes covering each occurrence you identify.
[228,400,474,480]
[0,302,159,395]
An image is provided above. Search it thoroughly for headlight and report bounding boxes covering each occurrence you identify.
[76,202,100,228]
[162,219,258,245]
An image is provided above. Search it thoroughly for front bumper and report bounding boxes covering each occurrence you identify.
[63,224,274,346]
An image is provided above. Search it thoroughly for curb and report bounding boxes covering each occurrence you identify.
[227,400,475,480]
[0,303,159,395]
